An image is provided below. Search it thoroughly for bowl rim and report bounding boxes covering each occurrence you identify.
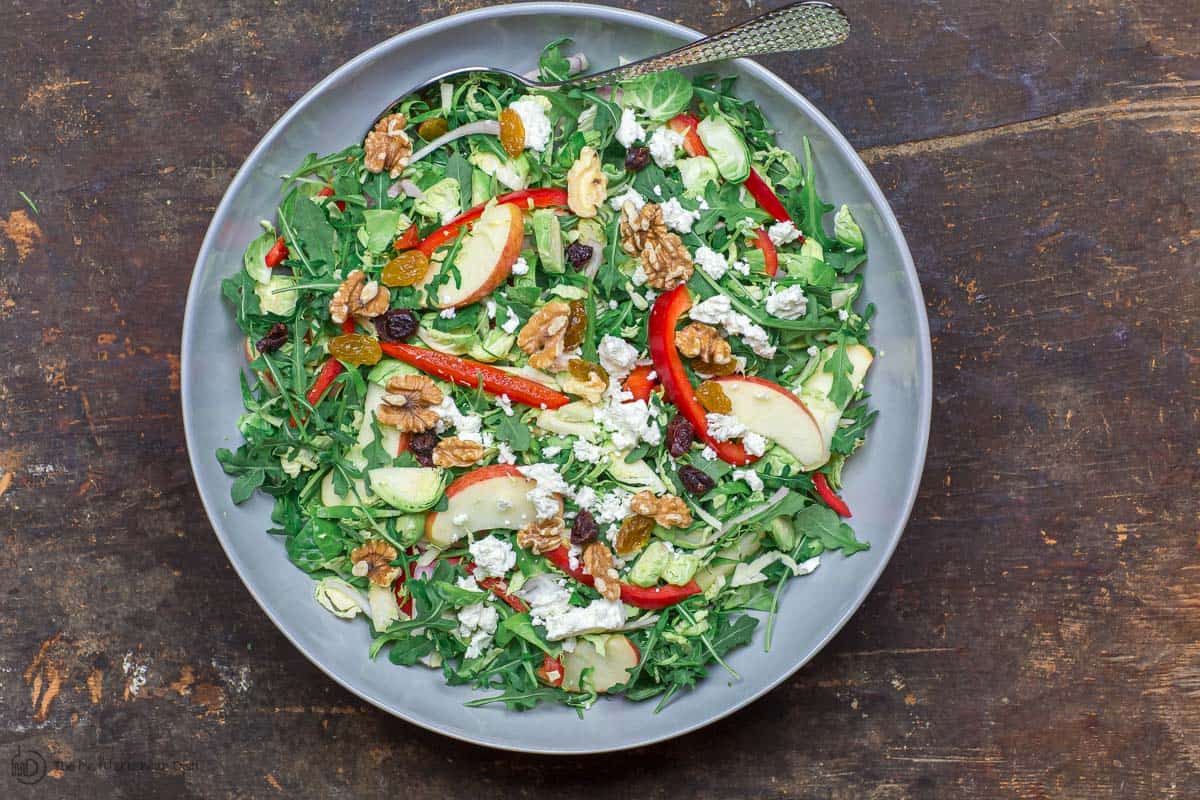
[181,0,932,754]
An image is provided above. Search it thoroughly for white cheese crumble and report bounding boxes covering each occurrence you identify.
[806,345,821,358]
[647,125,684,168]
[609,186,646,213]
[688,295,777,358]
[693,246,729,280]
[730,258,750,276]
[511,256,530,276]
[699,445,717,461]
[518,462,571,520]
[767,220,803,246]
[452,512,470,526]
[431,396,486,444]
[439,307,457,319]
[615,107,646,148]
[598,335,639,382]
[496,441,517,464]
[659,197,701,234]
[542,445,562,458]
[765,285,808,320]
[496,394,514,417]
[574,485,598,512]
[508,95,553,152]
[596,396,662,450]
[838,308,850,321]
[572,438,608,464]
[593,489,633,525]
[733,468,764,492]
[455,577,500,658]
[742,431,768,457]
[485,299,497,320]
[630,264,649,287]
[517,574,627,641]
[469,535,516,579]
[706,412,748,442]
[501,307,521,334]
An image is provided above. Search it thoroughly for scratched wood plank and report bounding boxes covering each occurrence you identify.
[0,0,1197,798]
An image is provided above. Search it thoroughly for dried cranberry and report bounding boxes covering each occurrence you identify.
[664,414,695,458]
[255,322,289,353]
[565,242,594,271]
[625,146,651,172]
[377,308,419,342]
[408,431,438,466]
[570,509,598,546]
[678,465,715,496]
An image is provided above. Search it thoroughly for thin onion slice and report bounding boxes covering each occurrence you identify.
[720,487,790,534]
[408,120,500,165]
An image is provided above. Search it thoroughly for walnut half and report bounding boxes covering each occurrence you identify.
[630,491,692,529]
[517,300,571,370]
[431,437,484,468]
[517,516,567,554]
[619,202,694,291]
[350,540,400,586]
[364,113,413,179]
[582,542,620,601]
[675,322,732,367]
[330,269,391,324]
[377,374,442,432]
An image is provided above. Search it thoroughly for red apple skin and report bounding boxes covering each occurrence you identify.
[423,463,558,543]
[713,374,820,429]
[438,202,524,308]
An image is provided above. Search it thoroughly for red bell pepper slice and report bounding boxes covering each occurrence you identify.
[316,185,346,212]
[543,547,701,610]
[668,113,708,158]
[264,236,288,268]
[477,576,529,613]
[289,318,356,426]
[813,472,851,518]
[754,227,779,277]
[416,187,568,257]
[536,653,564,687]
[622,364,659,402]
[378,342,569,409]
[648,286,756,466]
[392,224,420,251]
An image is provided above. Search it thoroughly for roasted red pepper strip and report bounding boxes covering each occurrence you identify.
[316,185,346,212]
[378,342,569,409]
[290,318,356,426]
[754,227,779,277]
[668,113,708,158]
[416,187,568,257]
[743,168,793,224]
[477,577,529,613]
[648,286,756,466]
[392,224,420,251]
[813,472,852,518]
[622,364,659,402]
[543,547,701,609]
[264,236,288,268]
[392,547,417,617]
[536,653,564,687]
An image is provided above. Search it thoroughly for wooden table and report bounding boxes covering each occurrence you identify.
[1,1,1196,796]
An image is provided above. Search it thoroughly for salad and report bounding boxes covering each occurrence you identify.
[218,40,876,713]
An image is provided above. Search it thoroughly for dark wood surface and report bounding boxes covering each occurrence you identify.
[1,1,1196,797]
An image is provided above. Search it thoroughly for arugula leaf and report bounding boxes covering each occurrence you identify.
[824,336,854,408]
[494,413,532,452]
[230,468,265,504]
[445,151,473,212]
[495,612,552,655]
[288,197,336,271]
[537,37,574,83]
[793,504,869,555]
[387,636,435,666]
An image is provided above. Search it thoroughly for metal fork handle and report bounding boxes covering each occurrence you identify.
[548,1,850,90]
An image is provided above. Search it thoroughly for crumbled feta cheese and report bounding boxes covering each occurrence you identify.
[542,445,562,458]
[496,394,514,417]
[598,335,639,382]
[806,345,820,358]
[485,299,497,320]
[431,396,486,443]
[699,445,717,461]
[594,489,633,525]
[540,599,626,641]
[518,463,572,520]
[574,486,598,511]
[615,107,646,148]
[455,594,499,658]
[706,412,747,442]
[630,264,648,286]
[439,307,457,319]
[609,185,647,213]
[647,125,685,168]
[765,285,808,320]
[730,259,750,276]
[452,512,470,526]
[659,197,701,234]
[838,308,850,321]
[733,469,764,492]
[693,246,729,280]
[767,220,802,246]
[469,535,516,579]
[742,431,768,457]
[508,95,553,152]
[653,184,663,196]
[501,308,521,334]
[511,256,530,276]
[596,396,661,450]
[572,438,608,464]
[643,289,658,304]
[688,295,777,358]
[496,441,517,464]
[608,299,619,310]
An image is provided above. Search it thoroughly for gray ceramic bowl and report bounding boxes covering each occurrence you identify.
[181,2,931,754]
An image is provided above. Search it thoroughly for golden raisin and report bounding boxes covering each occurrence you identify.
[329,333,382,366]
[382,250,431,287]
[499,108,525,158]
[562,300,588,349]
[567,358,608,385]
[695,380,732,413]
[417,116,448,141]
[614,514,655,556]
[692,357,737,377]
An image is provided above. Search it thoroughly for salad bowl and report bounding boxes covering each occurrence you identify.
[181,2,930,753]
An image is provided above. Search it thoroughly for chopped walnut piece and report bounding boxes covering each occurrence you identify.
[566,146,607,218]
[431,436,485,468]
[675,322,732,368]
[517,300,571,370]
[620,201,694,290]
[330,269,391,324]
[517,516,567,554]
[363,113,413,179]
[377,374,443,432]
[350,539,400,586]
[583,542,621,601]
[629,491,693,529]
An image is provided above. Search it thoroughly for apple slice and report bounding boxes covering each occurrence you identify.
[416,200,523,309]
[424,464,558,548]
[356,382,404,454]
[561,634,641,694]
[796,344,874,455]
[715,375,826,470]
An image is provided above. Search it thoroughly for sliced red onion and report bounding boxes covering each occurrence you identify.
[408,119,501,165]
[387,178,424,200]
[522,53,589,81]
[720,487,790,534]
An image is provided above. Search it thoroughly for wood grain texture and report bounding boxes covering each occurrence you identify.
[0,0,1196,797]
